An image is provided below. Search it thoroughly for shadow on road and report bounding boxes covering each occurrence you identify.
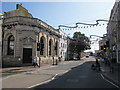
[31,60,116,88]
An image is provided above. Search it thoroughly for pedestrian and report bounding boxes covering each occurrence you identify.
[55,59,58,65]
[58,57,61,62]
[32,57,35,67]
[91,63,95,70]
[104,57,108,66]
[36,56,40,67]
[109,59,114,73]
[32,56,39,67]
[95,59,101,71]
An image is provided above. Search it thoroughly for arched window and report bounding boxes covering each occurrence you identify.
[40,37,44,55]
[49,39,52,56]
[7,35,14,55]
[55,41,58,55]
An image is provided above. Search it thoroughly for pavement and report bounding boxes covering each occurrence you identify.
[98,58,120,88]
[1,61,71,88]
[82,56,120,88]
[0,57,120,88]
[0,61,65,74]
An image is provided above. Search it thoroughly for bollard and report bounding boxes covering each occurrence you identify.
[52,57,54,65]
[56,59,58,65]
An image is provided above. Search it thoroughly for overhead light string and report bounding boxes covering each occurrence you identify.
[58,19,118,30]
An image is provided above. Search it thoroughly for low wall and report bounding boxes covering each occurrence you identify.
[2,56,22,67]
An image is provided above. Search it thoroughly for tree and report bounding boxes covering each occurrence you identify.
[73,32,85,39]
[69,31,91,59]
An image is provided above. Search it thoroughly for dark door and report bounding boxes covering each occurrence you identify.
[23,48,32,63]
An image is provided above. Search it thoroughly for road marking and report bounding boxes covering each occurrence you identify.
[27,74,58,88]
[101,74,119,88]
[58,69,70,76]
[28,69,71,88]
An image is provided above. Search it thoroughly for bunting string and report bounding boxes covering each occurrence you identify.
[61,23,107,31]
[58,19,119,30]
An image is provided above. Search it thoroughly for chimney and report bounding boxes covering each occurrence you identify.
[16,4,22,9]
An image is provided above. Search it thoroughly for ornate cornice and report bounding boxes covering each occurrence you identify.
[3,16,61,38]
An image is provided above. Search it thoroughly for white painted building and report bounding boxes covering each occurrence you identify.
[59,30,68,61]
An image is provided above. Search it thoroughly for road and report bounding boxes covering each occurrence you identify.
[33,57,117,88]
[2,56,117,88]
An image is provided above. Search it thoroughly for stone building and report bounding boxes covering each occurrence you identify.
[107,1,120,63]
[2,4,61,67]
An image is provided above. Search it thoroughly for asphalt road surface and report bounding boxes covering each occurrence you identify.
[33,58,117,88]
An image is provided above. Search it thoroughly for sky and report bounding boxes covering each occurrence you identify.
[1,0,115,52]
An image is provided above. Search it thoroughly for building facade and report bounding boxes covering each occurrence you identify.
[107,1,120,63]
[2,4,61,67]
[59,30,68,61]
[98,36,108,59]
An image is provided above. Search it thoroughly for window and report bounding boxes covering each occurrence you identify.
[61,52,62,55]
[55,41,58,55]
[40,37,44,55]
[61,43,62,47]
[49,40,52,56]
[7,35,14,55]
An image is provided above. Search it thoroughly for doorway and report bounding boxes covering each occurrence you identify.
[23,48,32,63]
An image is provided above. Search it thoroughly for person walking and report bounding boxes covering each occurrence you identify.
[36,56,40,67]
[32,56,39,67]
[95,59,101,71]
[109,59,114,73]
